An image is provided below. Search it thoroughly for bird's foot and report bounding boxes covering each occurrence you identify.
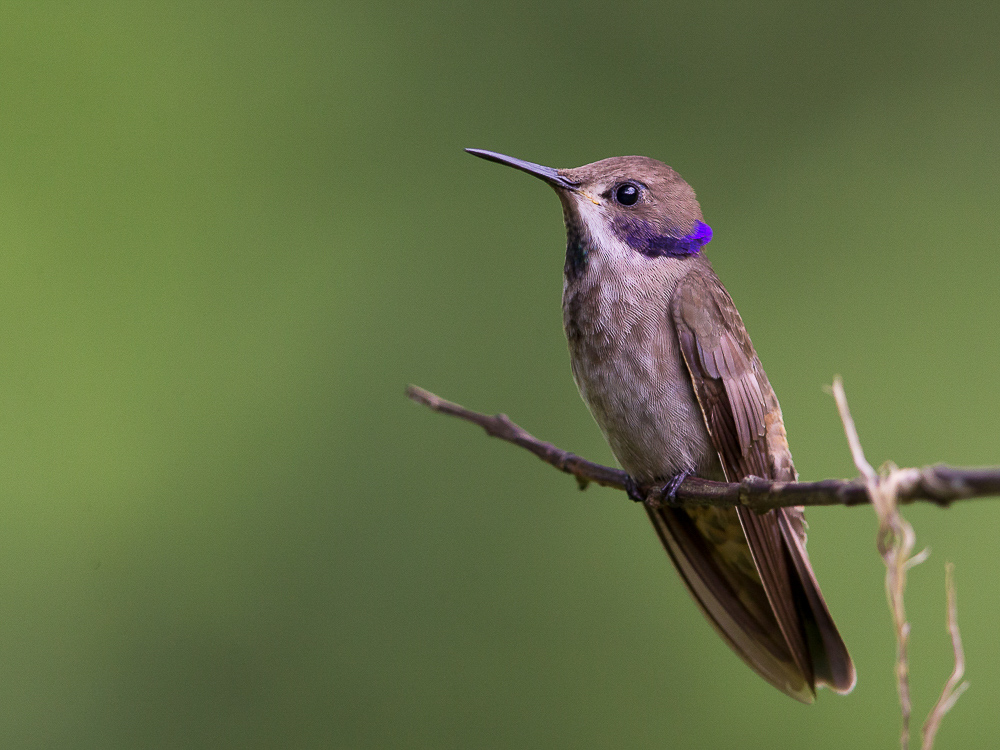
[649,470,692,509]
[625,470,691,509]
[662,470,692,502]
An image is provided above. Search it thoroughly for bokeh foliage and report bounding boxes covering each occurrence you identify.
[0,2,997,747]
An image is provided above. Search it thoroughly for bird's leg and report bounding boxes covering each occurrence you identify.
[649,470,692,509]
[625,470,691,509]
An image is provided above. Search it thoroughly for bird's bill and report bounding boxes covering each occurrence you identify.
[465,148,578,190]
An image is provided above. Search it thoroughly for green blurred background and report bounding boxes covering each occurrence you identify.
[0,2,997,747]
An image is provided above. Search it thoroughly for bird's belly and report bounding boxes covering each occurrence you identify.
[566,325,720,485]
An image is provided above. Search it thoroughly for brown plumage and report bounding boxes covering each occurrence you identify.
[467,149,855,702]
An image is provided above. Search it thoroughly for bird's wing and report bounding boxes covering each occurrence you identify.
[661,263,855,698]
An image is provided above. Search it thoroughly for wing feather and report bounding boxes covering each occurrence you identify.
[665,261,855,698]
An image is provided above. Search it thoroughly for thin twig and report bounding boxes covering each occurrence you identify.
[832,378,968,750]
[407,384,1000,510]
[921,563,970,750]
[832,378,918,750]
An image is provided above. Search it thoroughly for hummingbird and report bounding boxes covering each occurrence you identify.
[466,148,855,702]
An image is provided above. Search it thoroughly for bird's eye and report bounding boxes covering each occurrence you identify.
[614,183,640,206]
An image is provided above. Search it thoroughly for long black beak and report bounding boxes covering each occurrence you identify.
[465,148,577,190]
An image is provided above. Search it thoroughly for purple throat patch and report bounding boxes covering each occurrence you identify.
[614,218,713,258]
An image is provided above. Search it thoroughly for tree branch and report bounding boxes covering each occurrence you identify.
[406,384,1000,511]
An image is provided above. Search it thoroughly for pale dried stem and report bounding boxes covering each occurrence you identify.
[832,378,967,750]
[831,378,916,750]
[920,563,970,750]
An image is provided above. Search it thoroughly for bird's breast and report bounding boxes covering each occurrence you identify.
[562,254,719,483]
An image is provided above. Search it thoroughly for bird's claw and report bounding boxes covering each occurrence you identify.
[658,470,692,504]
[628,470,692,509]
